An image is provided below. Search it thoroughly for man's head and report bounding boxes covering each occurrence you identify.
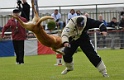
[22,0,27,3]
[13,8,20,16]
[76,17,84,30]
[112,17,117,23]
[54,9,58,15]
[98,14,104,21]
[84,13,89,18]
[76,17,84,27]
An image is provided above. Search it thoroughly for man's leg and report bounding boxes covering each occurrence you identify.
[97,61,108,77]
[59,21,63,29]
[80,40,109,77]
[13,40,19,63]
[18,40,24,64]
[61,41,78,75]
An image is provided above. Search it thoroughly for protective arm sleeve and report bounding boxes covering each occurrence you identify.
[61,28,70,43]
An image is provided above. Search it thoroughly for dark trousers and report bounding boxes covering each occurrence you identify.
[13,40,24,64]
[63,37,101,67]
[120,31,124,48]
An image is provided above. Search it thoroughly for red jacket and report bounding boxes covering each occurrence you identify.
[2,16,27,40]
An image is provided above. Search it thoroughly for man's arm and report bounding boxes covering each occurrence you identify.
[1,20,11,38]
[61,19,75,47]
[86,18,107,36]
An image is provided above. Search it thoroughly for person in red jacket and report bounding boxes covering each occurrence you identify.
[1,8,27,64]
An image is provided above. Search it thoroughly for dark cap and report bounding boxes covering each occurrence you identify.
[13,8,20,13]
[76,17,84,27]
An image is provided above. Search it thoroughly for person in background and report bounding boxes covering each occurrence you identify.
[120,8,124,19]
[76,10,82,16]
[119,14,124,49]
[61,15,109,77]
[97,14,108,48]
[1,8,27,64]
[84,13,89,18]
[0,26,2,32]
[17,0,30,21]
[67,9,77,23]
[108,17,119,49]
[51,9,64,30]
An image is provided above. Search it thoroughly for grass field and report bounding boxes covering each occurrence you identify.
[0,49,124,80]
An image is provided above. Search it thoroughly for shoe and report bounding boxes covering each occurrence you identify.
[15,62,19,65]
[103,73,109,77]
[111,48,115,50]
[61,68,73,75]
[19,62,24,65]
[104,47,107,48]
[120,47,124,49]
[61,62,74,75]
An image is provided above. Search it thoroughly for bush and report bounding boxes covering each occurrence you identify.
[47,20,56,30]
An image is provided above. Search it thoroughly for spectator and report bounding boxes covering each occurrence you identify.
[84,13,89,18]
[0,26,2,32]
[51,9,64,29]
[61,16,109,77]
[17,0,30,21]
[119,14,124,49]
[108,17,119,49]
[120,8,124,19]
[67,9,77,23]
[76,10,82,16]
[97,14,108,48]
[1,8,27,64]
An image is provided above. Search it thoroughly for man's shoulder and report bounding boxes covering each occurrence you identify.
[8,18,14,21]
[20,16,27,21]
[51,13,54,16]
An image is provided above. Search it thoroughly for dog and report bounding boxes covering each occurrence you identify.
[11,0,64,54]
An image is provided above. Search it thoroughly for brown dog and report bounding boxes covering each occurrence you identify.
[11,0,64,54]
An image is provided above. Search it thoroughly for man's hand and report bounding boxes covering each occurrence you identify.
[100,31,107,36]
[63,43,71,47]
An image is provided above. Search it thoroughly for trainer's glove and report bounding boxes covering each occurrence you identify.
[63,42,71,48]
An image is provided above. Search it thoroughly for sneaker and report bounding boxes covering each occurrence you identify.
[104,47,107,48]
[15,62,19,65]
[120,47,124,49]
[103,73,109,77]
[61,68,73,75]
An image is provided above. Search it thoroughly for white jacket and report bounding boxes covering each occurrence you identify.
[61,15,87,43]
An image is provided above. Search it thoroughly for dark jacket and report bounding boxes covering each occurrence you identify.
[108,21,118,28]
[2,16,27,40]
[19,2,30,21]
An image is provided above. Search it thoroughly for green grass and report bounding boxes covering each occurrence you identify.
[0,49,124,80]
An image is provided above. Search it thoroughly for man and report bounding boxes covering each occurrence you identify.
[51,9,64,29]
[119,14,124,49]
[108,17,119,49]
[1,8,27,64]
[97,14,108,48]
[17,0,30,21]
[61,15,109,77]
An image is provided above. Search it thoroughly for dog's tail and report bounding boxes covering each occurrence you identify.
[37,16,54,26]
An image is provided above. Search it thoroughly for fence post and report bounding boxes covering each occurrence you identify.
[94,28,98,52]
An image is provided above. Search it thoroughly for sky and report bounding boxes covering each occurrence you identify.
[0,0,124,13]
[0,0,124,8]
